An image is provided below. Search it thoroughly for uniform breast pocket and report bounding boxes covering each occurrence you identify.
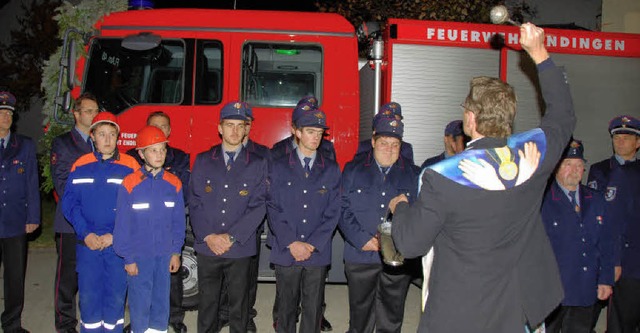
[349,186,373,211]
[131,202,151,225]
[231,178,253,201]
[8,160,27,178]
[271,178,294,202]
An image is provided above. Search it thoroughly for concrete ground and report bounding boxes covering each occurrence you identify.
[5,248,607,332]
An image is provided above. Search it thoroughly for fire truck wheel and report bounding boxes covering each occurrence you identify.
[181,226,199,310]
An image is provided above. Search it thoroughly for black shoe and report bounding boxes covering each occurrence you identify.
[247,318,257,332]
[170,322,188,333]
[320,316,333,332]
[217,318,229,331]
[62,330,78,333]
[123,324,132,333]
[5,329,30,333]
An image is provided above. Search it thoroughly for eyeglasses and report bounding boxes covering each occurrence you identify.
[460,104,474,113]
[77,108,99,115]
[0,109,14,117]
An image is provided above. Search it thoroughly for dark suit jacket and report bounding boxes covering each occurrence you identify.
[392,60,574,333]
[51,128,93,233]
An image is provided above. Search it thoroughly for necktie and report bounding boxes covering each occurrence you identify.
[381,166,390,181]
[226,151,235,171]
[0,138,4,160]
[569,190,580,213]
[303,157,312,178]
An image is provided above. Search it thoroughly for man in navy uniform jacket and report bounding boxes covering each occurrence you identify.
[50,92,99,333]
[340,113,419,332]
[390,24,573,333]
[271,96,336,162]
[0,91,40,333]
[593,115,640,333]
[541,139,614,333]
[354,102,414,164]
[189,101,267,333]
[268,107,341,333]
[587,115,639,192]
[421,119,466,169]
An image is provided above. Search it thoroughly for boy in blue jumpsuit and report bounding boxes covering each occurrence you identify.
[62,112,139,333]
[114,125,186,333]
[189,101,268,333]
[124,111,190,333]
[340,114,419,332]
[268,107,341,333]
[541,139,614,333]
[0,91,40,333]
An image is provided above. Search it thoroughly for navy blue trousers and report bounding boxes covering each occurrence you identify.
[127,256,171,332]
[77,245,126,333]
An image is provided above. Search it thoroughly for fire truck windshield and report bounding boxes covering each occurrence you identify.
[242,43,322,107]
[84,38,186,115]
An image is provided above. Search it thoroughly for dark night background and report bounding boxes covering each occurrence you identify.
[152,0,317,11]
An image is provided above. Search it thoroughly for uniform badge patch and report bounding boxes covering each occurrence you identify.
[605,186,617,201]
[587,180,597,190]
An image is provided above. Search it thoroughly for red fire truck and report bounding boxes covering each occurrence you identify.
[53,7,640,308]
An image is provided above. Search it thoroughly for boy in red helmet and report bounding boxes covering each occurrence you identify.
[62,112,139,333]
[113,126,186,333]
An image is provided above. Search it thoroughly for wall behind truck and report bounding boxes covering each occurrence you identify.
[386,44,640,170]
[507,50,640,170]
[367,19,639,171]
[387,45,501,165]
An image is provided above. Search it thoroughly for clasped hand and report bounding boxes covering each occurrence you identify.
[84,233,113,251]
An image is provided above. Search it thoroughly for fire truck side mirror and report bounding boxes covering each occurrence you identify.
[122,32,162,51]
[63,91,72,112]
[356,21,381,43]
[66,39,76,90]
